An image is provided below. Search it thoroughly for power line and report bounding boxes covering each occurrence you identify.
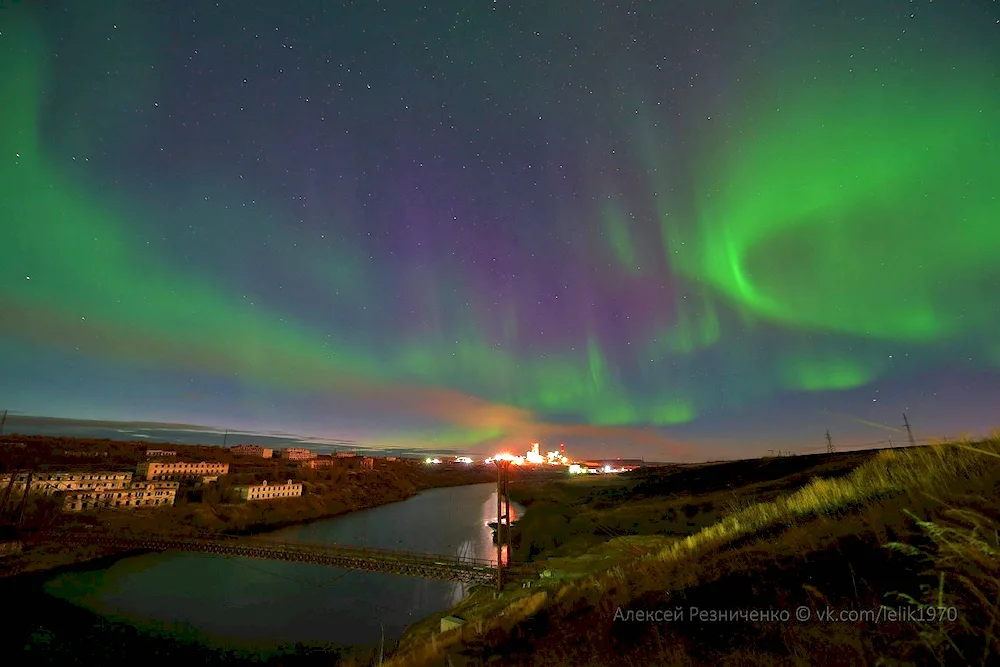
[903,413,916,448]
[15,471,33,529]
[0,466,19,519]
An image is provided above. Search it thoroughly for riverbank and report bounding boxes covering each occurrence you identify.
[2,479,546,667]
[385,440,1000,666]
[0,433,504,577]
[2,480,513,666]
[1,466,496,578]
[1,544,376,666]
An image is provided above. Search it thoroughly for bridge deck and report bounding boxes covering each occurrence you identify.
[38,531,538,585]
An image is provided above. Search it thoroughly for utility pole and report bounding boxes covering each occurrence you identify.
[15,471,32,531]
[0,409,7,436]
[903,413,916,447]
[223,430,229,447]
[825,430,835,454]
[0,467,18,520]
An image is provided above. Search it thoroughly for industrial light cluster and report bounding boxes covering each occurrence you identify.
[569,464,624,474]
[425,442,575,468]
[485,442,568,467]
[422,442,640,475]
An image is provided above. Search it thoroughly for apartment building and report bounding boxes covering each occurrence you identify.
[360,457,374,470]
[231,445,273,458]
[276,448,316,461]
[145,449,176,457]
[0,471,132,495]
[299,455,336,469]
[334,451,357,458]
[136,460,230,481]
[233,479,303,502]
[63,480,178,511]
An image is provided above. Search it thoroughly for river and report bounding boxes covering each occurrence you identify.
[39,482,522,655]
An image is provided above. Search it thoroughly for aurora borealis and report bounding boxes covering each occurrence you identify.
[1,1,999,459]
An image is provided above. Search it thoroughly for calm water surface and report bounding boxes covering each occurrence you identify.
[43,483,522,651]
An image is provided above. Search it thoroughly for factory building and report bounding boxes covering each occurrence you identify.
[136,460,230,481]
[233,479,303,502]
[0,471,132,495]
[63,481,178,511]
[583,459,645,472]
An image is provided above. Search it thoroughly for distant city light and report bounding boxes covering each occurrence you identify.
[455,456,472,464]
[491,443,572,469]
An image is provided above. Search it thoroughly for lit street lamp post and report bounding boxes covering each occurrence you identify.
[493,456,512,590]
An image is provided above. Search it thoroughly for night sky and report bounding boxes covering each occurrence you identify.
[2,1,999,460]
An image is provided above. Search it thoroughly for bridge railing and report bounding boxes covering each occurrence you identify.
[43,529,502,568]
[41,528,546,578]
[249,538,499,567]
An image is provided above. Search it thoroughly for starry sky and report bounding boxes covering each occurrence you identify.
[2,1,999,461]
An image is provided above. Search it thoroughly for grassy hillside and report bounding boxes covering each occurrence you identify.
[385,438,1000,666]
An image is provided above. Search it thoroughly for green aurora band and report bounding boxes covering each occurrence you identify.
[674,52,1000,342]
[0,16,694,442]
[2,8,998,449]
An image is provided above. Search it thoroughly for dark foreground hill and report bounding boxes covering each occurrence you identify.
[386,439,1000,667]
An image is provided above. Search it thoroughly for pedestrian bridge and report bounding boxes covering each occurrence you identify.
[36,531,537,585]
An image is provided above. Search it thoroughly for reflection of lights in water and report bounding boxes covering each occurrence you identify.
[448,581,468,606]
[479,490,525,565]
[455,539,475,561]
[500,545,510,567]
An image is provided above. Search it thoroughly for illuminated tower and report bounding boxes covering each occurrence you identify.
[531,442,540,456]
[559,443,565,456]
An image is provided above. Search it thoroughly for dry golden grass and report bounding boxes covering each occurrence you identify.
[388,438,1000,666]
[639,439,999,575]
[883,507,1000,665]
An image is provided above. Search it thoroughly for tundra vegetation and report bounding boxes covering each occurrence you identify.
[387,435,1000,667]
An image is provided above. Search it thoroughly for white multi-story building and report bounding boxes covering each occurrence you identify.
[233,479,303,502]
[145,449,176,457]
[276,448,316,461]
[0,471,132,495]
[63,481,178,511]
[136,460,229,481]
